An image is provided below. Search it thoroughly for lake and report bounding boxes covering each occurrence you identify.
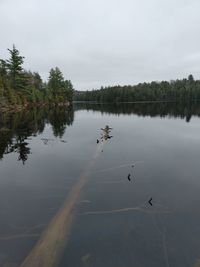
[0,102,200,267]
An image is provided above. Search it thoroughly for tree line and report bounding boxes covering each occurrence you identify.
[0,45,74,109]
[74,74,200,102]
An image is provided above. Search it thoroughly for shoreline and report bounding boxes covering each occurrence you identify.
[73,99,200,104]
[0,101,71,113]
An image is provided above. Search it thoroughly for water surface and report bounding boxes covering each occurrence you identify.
[0,103,200,267]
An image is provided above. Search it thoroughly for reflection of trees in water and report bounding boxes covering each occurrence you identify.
[0,106,74,163]
[74,101,200,122]
[4,141,31,165]
[48,107,74,138]
[0,102,199,163]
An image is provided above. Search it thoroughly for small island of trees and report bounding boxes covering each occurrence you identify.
[0,45,74,111]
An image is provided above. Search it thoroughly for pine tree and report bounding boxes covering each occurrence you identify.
[0,59,7,98]
[64,80,74,102]
[48,67,65,102]
[188,74,194,82]
[6,45,25,90]
[33,72,43,91]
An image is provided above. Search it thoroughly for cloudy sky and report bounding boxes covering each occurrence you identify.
[0,0,200,90]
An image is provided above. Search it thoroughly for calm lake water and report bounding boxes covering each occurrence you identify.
[0,102,200,267]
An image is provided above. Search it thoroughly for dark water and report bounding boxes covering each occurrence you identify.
[0,102,200,267]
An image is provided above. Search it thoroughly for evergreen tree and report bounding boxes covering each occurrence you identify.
[6,45,25,90]
[188,74,194,82]
[64,80,74,102]
[33,72,43,91]
[48,67,69,103]
[0,59,7,98]
[48,68,64,95]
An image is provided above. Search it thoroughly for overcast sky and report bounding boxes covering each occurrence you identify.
[1,0,200,90]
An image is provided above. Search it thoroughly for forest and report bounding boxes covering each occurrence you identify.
[0,45,74,109]
[1,45,200,107]
[74,74,200,103]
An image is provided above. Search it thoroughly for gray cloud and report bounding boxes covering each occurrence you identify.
[0,0,200,89]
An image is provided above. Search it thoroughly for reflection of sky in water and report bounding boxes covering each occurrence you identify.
[0,104,200,266]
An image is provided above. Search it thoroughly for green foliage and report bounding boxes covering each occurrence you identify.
[64,80,74,102]
[47,67,74,103]
[0,45,74,108]
[0,59,7,98]
[188,74,194,82]
[7,87,17,105]
[6,45,25,91]
[74,75,200,103]
[48,67,65,102]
